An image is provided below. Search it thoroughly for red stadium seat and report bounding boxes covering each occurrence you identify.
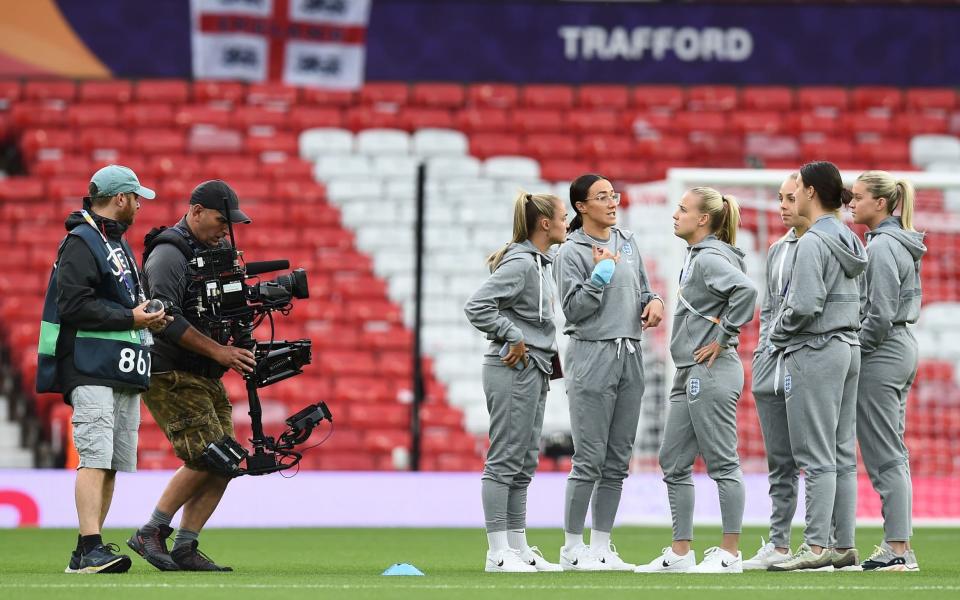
[894,112,948,136]
[674,111,728,134]
[455,107,509,133]
[78,128,130,153]
[10,103,66,128]
[289,107,344,129]
[789,111,843,135]
[636,136,690,160]
[852,86,904,111]
[174,104,232,128]
[300,88,356,106]
[582,134,633,159]
[24,80,76,101]
[510,108,563,133]
[577,85,629,109]
[741,86,794,111]
[905,88,957,111]
[235,105,289,129]
[687,85,739,111]
[846,111,894,135]
[800,136,854,163]
[565,109,619,133]
[131,129,185,154]
[797,87,849,111]
[470,133,522,158]
[121,103,174,128]
[262,158,313,181]
[400,107,454,130]
[68,104,119,128]
[730,111,785,134]
[632,86,685,110]
[597,159,652,182]
[467,83,519,108]
[135,80,189,103]
[78,80,133,103]
[361,82,409,105]
[246,82,299,106]
[192,80,246,104]
[857,138,911,164]
[521,84,574,109]
[412,83,465,108]
[20,128,76,157]
[523,133,577,160]
[0,81,21,105]
[540,159,594,181]
[0,178,45,201]
[344,106,402,131]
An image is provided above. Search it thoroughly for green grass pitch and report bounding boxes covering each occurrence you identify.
[1,527,958,599]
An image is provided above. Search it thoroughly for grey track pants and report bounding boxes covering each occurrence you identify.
[659,351,745,541]
[857,326,917,542]
[564,338,644,535]
[752,349,799,549]
[480,360,549,533]
[783,338,860,549]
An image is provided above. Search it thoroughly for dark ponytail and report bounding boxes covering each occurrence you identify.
[568,173,605,232]
[799,161,851,210]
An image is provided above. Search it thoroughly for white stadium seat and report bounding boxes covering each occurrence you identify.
[298,127,353,161]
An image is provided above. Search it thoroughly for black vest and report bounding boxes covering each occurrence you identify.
[37,223,150,393]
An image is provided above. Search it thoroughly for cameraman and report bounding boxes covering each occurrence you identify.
[37,165,164,574]
[127,180,256,572]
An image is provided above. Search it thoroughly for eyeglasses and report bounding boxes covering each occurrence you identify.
[588,192,621,205]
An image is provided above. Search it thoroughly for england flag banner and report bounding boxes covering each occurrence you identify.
[191,0,371,90]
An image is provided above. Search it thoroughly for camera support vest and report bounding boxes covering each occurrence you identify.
[36,224,150,393]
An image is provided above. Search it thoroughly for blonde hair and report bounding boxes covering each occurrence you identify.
[856,170,916,232]
[691,186,741,246]
[486,191,559,270]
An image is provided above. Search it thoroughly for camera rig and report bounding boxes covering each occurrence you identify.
[185,202,332,477]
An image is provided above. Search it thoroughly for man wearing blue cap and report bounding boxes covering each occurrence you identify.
[37,165,167,573]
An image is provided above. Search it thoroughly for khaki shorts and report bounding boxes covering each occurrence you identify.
[70,385,140,472]
[142,371,234,471]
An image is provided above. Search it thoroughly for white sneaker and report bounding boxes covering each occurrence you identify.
[592,543,636,571]
[517,546,562,572]
[633,547,696,573]
[688,546,743,573]
[559,544,609,571]
[485,548,537,573]
[743,538,793,570]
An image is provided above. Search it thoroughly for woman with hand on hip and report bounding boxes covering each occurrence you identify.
[634,187,757,574]
[767,161,866,572]
[464,191,568,573]
[850,171,925,572]
[743,174,808,570]
[555,173,664,571]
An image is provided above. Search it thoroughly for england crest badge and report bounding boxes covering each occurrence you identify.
[784,372,792,394]
[689,378,700,397]
[622,242,633,257]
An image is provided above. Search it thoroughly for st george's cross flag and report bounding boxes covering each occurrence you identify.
[191,0,371,90]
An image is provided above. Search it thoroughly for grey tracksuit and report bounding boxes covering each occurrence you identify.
[659,236,757,541]
[858,217,925,542]
[769,214,867,549]
[752,229,802,548]
[464,241,558,533]
[555,226,658,535]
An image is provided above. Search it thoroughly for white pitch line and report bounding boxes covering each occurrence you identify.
[1,583,957,592]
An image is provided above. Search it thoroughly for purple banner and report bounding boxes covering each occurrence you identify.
[365,1,960,86]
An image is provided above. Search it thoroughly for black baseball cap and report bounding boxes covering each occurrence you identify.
[189,179,251,224]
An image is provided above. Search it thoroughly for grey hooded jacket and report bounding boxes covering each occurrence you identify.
[670,235,758,368]
[860,216,926,353]
[555,226,657,341]
[756,228,801,354]
[464,240,558,373]
[770,214,868,353]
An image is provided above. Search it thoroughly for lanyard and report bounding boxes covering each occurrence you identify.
[80,210,144,304]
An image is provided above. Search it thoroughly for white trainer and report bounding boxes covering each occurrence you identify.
[559,544,609,571]
[688,546,743,574]
[485,548,537,573]
[633,547,696,573]
[592,543,636,571]
[518,546,562,572]
[743,538,793,570]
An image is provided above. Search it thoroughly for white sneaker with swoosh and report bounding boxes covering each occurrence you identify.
[687,546,743,573]
[485,548,537,573]
[633,547,696,573]
[592,543,636,571]
[559,544,609,571]
[517,546,562,572]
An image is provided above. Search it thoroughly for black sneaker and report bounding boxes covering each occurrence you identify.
[78,543,132,574]
[127,525,180,571]
[170,541,233,572]
[64,550,81,573]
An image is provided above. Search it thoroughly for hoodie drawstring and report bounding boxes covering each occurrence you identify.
[615,337,636,359]
[773,351,783,395]
[536,253,544,322]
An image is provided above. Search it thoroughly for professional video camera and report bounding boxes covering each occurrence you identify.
[185,202,333,477]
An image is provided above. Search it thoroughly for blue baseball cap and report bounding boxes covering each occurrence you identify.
[90,165,156,200]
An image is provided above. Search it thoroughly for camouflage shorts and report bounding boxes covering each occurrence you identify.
[142,371,234,471]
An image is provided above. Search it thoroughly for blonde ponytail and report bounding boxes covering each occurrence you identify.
[691,186,740,246]
[856,171,917,232]
[486,190,560,270]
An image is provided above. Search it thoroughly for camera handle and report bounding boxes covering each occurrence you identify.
[243,375,280,473]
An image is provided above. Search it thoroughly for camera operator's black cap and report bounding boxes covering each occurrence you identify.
[189,179,252,224]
